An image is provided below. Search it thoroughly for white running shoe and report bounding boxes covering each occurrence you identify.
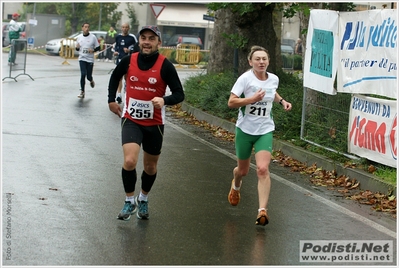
[77,90,85,98]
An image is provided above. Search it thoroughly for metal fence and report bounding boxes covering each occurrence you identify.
[300,87,356,158]
[175,44,201,69]
[3,39,34,82]
[281,53,294,72]
[59,38,77,65]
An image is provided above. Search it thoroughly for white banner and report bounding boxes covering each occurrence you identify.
[303,10,339,95]
[348,94,397,167]
[338,10,397,99]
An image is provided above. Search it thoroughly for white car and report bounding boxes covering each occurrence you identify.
[45,30,107,56]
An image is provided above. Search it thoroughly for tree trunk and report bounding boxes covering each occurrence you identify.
[273,8,283,70]
[207,3,277,75]
[207,8,235,74]
[234,3,277,75]
[71,3,79,34]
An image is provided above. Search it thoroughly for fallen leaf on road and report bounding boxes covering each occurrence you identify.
[167,105,397,217]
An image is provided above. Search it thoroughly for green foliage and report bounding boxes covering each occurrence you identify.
[182,69,396,183]
[272,69,304,140]
[293,55,303,70]
[183,69,304,139]
[280,3,312,18]
[278,2,356,41]
[222,33,248,49]
[200,51,210,62]
[183,71,238,121]
[207,3,265,15]
[125,3,138,30]
[281,54,302,70]
[281,54,293,69]
[206,3,256,50]
[206,3,229,11]
[25,3,58,14]
[279,2,355,19]
[64,20,71,35]
[169,50,177,64]
[374,166,397,184]
[302,91,352,153]
[23,2,121,34]
[322,2,356,11]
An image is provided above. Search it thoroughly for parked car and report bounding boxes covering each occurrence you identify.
[282,38,296,50]
[165,34,203,49]
[3,22,26,47]
[281,44,294,54]
[45,30,107,56]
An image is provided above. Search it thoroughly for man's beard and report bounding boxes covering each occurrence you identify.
[140,47,156,56]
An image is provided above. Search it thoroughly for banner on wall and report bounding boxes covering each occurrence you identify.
[303,10,339,95]
[338,10,397,99]
[348,94,397,168]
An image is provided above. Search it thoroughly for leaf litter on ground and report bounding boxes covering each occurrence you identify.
[167,105,396,218]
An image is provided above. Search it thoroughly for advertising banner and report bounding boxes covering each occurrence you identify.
[348,94,397,167]
[338,10,397,99]
[303,10,339,95]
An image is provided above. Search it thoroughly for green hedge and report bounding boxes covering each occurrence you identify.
[183,69,304,140]
[281,54,302,70]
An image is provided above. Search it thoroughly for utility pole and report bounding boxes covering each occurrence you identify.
[98,3,102,31]
[28,3,37,49]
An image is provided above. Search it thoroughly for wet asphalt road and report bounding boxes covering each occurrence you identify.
[1,52,397,266]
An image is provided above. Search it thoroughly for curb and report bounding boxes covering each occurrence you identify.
[181,102,396,195]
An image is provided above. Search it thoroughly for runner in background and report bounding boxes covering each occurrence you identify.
[113,23,138,104]
[75,22,100,98]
